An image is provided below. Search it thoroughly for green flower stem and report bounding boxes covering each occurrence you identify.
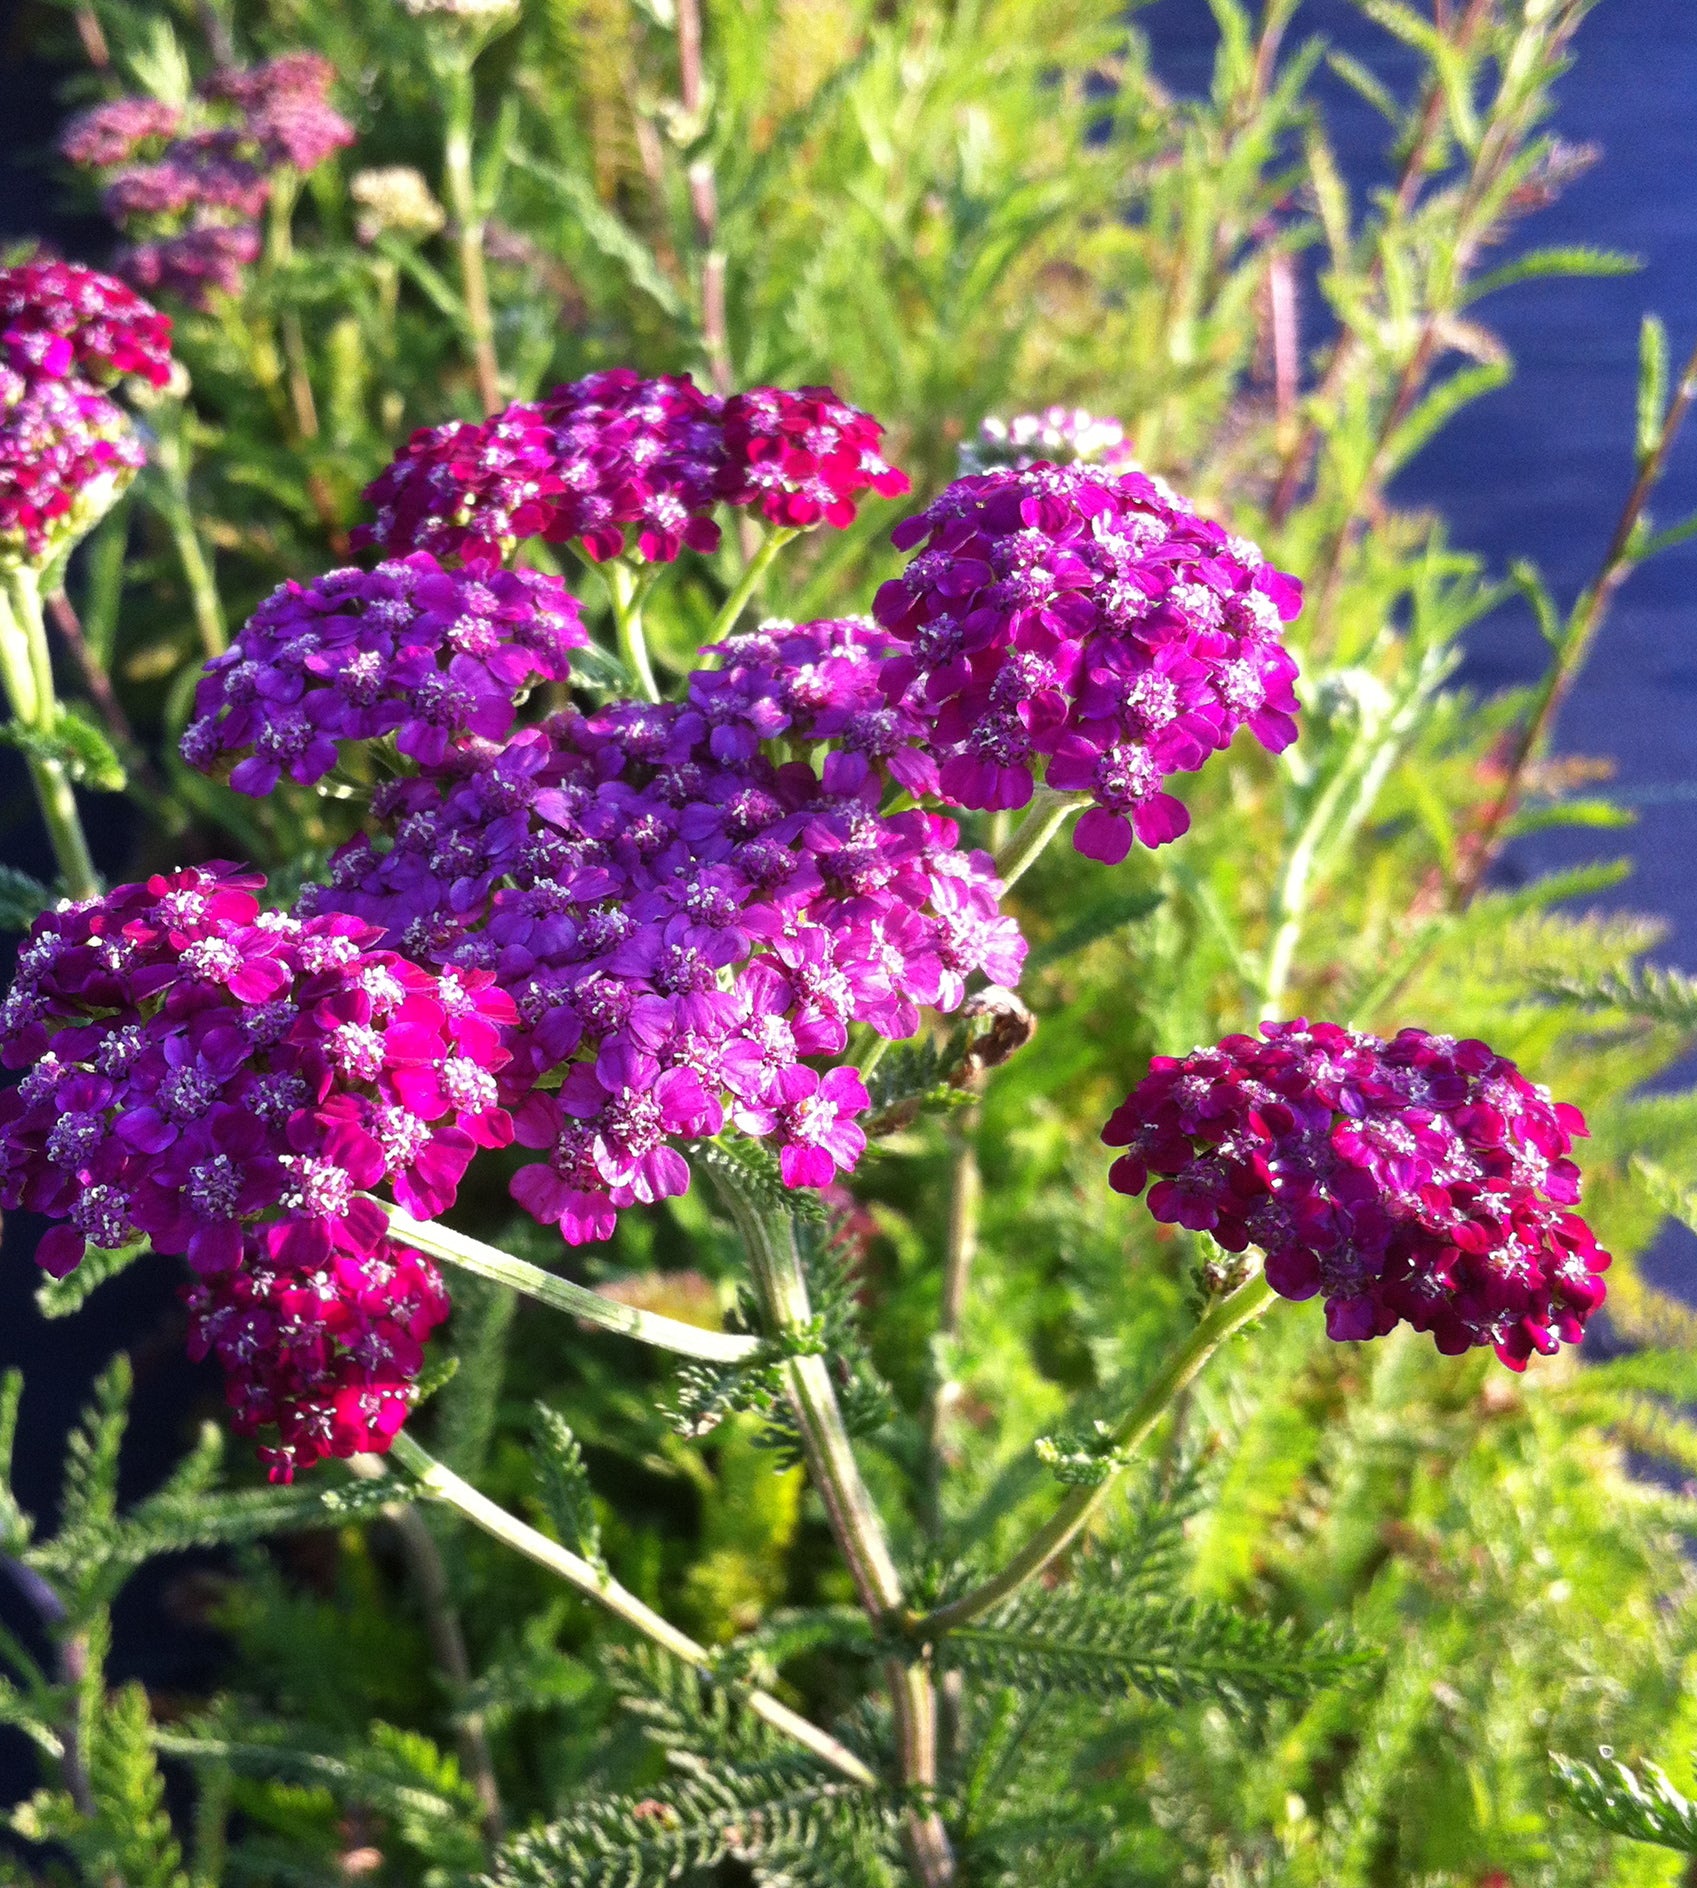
[707,1169,957,1887]
[913,1268,1278,1638]
[442,62,502,417]
[376,1200,761,1364]
[991,786,1090,889]
[388,1431,877,1787]
[150,407,227,658]
[705,526,799,646]
[603,559,661,701]
[0,565,100,901]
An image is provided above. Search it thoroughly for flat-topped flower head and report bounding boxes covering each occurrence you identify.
[353,371,906,567]
[873,462,1302,861]
[303,691,1023,1245]
[67,56,353,309]
[1102,1020,1608,1369]
[181,553,588,793]
[0,376,145,566]
[0,866,514,1475]
[0,260,172,388]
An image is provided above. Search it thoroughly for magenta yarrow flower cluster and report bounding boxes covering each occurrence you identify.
[64,55,354,307]
[961,406,1141,476]
[872,462,1303,862]
[352,370,910,568]
[0,262,167,565]
[0,865,515,1477]
[1102,1020,1609,1370]
[296,677,1025,1241]
[180,553,588,792]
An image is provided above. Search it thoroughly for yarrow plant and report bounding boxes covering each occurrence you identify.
[0,359,1626,1887]
[62,54,354,305]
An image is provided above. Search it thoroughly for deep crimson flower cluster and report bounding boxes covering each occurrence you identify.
[1102,1020,1609,1369]
[0,262,165,565]
[352,370,909,567]
[180,554,588,792]
[64,56,354,308]
[0,259,173,388]
[301,687,1025,1242]
[873,463,1303,862]
[0,865,515,1477]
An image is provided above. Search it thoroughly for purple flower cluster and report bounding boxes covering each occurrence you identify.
[873,463,1303,863]
[64,55,354,308]
[180,554,588,792]
[353,370,910,568]
[1102,1020,1610,1369]
[303,687,1024,1242]
[0,865,517,1477]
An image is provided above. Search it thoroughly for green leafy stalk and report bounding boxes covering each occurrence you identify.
[991,787,1090,889]
[388,1430,876,1787]
[442,56,502,415]
[376,1200,760,1363]
[915,1269,1278,1636]
[0,563,100,900]
[705,526,799,644]
[602,559,661,702]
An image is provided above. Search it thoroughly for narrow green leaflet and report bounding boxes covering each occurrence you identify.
[1551,1750,1697,1854]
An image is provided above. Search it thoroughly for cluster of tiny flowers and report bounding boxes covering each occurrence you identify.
[0,259,172,388]
[0,263,166,565]
[872,463,1303,862]
[961,406,1141,475]
[1102,1020,1609,1369]
[353,370,909,567]
[63,55,354,307]
[0,866,516,1476]
[180,553,588,793]
[299,688,1025,1243]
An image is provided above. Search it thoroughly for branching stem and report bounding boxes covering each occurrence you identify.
[0,565,100,900]
[603,559,661,702]
[914,1270,1277,1637]
[376,1200,760,1363]
[707,1169,956,1885]
[991,787,1089,889]
[389,1432,877,1786]
[705,527,799,645]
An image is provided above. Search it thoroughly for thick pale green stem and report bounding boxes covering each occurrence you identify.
[992,786,1089,889]
[389,1431,876,1786]
[704,527,799,646]
[915,1269,1277,1636]
[708,1170,956,1886]
[0,567,100,900]
[603,560,661,701]
[443,66,501,416]
[376,1200,760,1364]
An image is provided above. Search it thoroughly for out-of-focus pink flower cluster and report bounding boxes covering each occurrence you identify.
[0,865,515,1477]
[353,369,910,567]
[180,554,588,792]
[873,463,1303,863]
[300,672,1024,1241]
[1102,1020,1610,1370]
[62,54,354,307]
[0,261,168,565]
[960,406,1141,475]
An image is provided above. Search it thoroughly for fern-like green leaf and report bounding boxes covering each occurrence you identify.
[940,1588,1359,1714]
[58,1354,131,1541]
[1550,1749,1697,1854]
[493,1759,887,1888]
[532,1403,604,1569]
[35,1238,150,1319]
[0,864,50,931]
[1534,962,1697,1026]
